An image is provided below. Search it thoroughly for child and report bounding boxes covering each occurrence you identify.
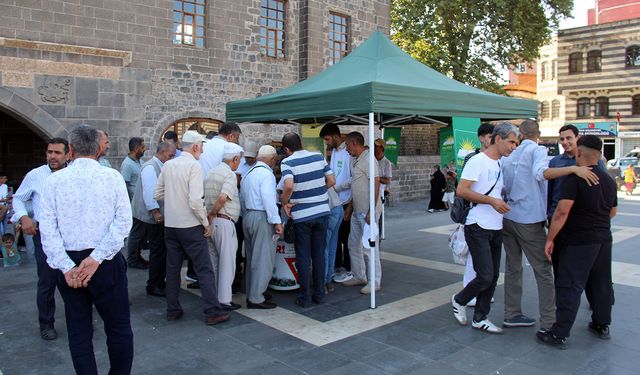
[2,232,21,267]
[442,171,456,209]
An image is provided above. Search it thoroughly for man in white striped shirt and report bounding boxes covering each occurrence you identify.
[11,137,70,340]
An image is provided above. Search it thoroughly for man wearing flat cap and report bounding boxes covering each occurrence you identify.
[154,130,229,325]
[538,135,617,348]
[205,142,244,310]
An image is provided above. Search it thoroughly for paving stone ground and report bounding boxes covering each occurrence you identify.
[1,194,639,375]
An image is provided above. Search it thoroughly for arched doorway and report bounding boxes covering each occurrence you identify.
[159,118,223,142]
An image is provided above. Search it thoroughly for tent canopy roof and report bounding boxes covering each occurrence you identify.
[226,31,538,125]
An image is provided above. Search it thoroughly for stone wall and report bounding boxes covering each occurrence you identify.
[390,124,445,156]
[389,155,441,202]
[0,0,391,173]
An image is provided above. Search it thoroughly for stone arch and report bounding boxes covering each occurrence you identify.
[0,87,67,140]
[150,110,224,142]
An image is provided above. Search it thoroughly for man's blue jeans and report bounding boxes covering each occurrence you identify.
[325,205,344,284]
[294,215,328,304]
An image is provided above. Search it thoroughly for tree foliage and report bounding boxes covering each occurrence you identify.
[391,0,573,93]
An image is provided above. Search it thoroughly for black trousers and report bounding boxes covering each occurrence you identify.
[57,250,133,375]
[144,222,166,289]
[164,226,224,317]
[233,216,244,287]
[335,203,351,271]
[294,216,328,304]
[551,241,613,338]
[126,218,147,264]
[455,224,502,322]
[34,232,59,329]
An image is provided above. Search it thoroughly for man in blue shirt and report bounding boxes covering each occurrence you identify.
[502,120,598,332]
[280,133,335,307]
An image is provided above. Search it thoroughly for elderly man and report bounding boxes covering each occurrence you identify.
[97,130,112,168]
[205,142,244,310]
[200,122,242,177]
[11,137,70,340]
[280,133,335,307]
[240,145,283,309]
[129,141,176,297]
[39,124,133,374]
[374,138,392,202]
[342,132,381,294]
[154,130,230,325]
[451,123,519,334]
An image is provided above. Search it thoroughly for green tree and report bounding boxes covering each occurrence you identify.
[391,0,573,93]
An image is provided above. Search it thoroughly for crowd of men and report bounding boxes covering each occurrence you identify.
[4,117,618,373]
[7,121,392,374]
[452,121,617,350]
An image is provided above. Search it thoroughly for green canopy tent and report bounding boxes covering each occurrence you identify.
[226,30,537,308]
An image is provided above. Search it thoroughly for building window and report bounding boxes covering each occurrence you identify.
[552,99,560,119]
[587,50,602,72]
[515,63,526,73]
[626,45,640,67]
[160,118,222,142]
[540,62,548,81]
[541,101,550,119]
[173,0,205,47]
[569,52,582,74]
[632,95,640,115]
[260,0,286,58]
[328,13,349,65]
[595,97,609,117]
[551,59,557,80]
[577,98,590,118]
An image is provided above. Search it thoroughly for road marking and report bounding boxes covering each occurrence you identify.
[617,212,640,217]
[183,252,502,346]
[613,261,640,288]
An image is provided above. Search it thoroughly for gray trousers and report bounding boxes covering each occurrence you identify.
[243,210,276,304]
[348,211,382,286]
[165,226,224,318]
[503,218,556,330]
[209,218,238,305]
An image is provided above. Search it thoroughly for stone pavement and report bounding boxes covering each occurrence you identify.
[1,194,639,375]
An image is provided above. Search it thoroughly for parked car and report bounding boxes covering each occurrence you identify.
[607,157,640,189]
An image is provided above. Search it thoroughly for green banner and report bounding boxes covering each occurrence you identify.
[439,126,455,170]
[452,117,481,176]
[301,124,326,157]
[383,127,401,166]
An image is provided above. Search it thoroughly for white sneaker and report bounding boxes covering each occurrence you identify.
[333,271,354,283]
[472,319,503,334]
[451,295,467,325]
[185,275,197,282]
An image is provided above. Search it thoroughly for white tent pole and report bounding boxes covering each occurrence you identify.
[369,112,376,309]
[380,126,385,240]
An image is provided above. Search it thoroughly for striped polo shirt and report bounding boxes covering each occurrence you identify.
[281,150,333,223]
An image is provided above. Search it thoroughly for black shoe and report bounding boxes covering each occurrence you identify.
[167,310,184,321]
[146,287,166,297]
[312,296,324,305]
[536,330,568,350]
[137,256,149,266]
[294,298,312,308]
[588,322,611,340]
[246,300,277,309]
[221,302,241,311]
[186,282,200,289]
[40,327,58,341]
[263,292,273,301]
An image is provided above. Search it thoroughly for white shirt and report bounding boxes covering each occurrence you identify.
[235,158,255,178]
[39,158,133,273]
[461,152,504,230]
[240,161,281,224]
[330,142,352,205]
[141,157,163,211]
[0,184,8,204]
[11,164,54,222]
[199,136,227,178]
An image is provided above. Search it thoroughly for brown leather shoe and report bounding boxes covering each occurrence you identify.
[205,313,230,325]
[166,310,184,321]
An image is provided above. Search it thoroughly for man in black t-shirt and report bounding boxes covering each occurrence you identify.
[537,135,617,349]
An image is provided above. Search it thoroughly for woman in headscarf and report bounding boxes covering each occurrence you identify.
[428,165,447,212]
